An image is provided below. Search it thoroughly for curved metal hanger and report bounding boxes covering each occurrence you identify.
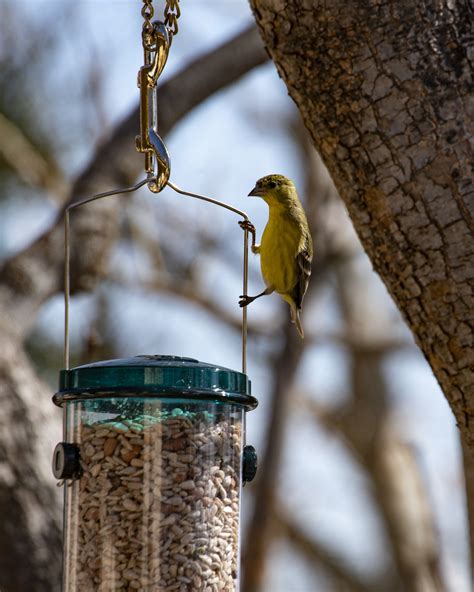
[63,176,252,375]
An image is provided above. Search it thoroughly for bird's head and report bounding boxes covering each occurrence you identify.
[248,174,296,206]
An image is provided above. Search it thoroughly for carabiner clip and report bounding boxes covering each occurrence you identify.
[136,21,171,193]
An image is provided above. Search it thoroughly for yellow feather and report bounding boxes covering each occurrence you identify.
[260,210,301,296]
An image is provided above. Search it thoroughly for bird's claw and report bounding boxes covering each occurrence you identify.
[239,295,254,308]
[238,220,256,234]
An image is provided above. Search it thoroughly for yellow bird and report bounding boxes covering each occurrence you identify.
[239,174,313,338]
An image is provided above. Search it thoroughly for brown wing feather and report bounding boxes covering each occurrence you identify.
[293,238,313,309]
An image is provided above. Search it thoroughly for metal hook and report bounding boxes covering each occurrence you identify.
[147,22,170,86]
[136,21,171,194]
[147,128,171,193]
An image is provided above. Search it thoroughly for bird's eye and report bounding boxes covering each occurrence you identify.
[268,181,277,189]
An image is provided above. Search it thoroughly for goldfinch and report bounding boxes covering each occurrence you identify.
[239,174,313,338]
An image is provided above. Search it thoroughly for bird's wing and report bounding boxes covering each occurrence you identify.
[294,242,312,309]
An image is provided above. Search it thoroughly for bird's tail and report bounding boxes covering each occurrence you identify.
[290,303,304,339]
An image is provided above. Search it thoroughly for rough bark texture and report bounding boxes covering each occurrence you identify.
[0,339,62,592]
[250,1,474,443]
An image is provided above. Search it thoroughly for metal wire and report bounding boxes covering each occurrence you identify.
[63,177,252,376]
[166,180,249,219]
[64,178,149,370]
[242,225,249,375]
[166,181,250,374]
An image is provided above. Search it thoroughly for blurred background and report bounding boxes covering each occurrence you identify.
[0,1,469,590]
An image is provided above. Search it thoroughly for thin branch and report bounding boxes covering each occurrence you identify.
[114,209,275,337]
[305,331,416,354]
[0,112,68,200]
[297,390,447,592]
[276,509,383,592]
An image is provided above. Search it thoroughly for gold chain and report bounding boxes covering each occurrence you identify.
[164,0,181,38]
[141,0,156,52]
[142,0,181,50]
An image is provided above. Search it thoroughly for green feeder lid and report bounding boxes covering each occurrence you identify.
[54,355,257,410]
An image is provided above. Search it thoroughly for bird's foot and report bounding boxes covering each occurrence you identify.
[239,295,255,308]
[238,220,256,234]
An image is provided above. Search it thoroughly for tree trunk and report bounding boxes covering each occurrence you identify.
[250,1,474,444]
[0,337,62,591]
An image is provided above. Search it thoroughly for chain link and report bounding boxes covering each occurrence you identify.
[141,0,181,50]
[164,0,181,38]
[141,0,156,52]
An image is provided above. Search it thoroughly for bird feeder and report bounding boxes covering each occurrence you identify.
[51,2,259,590]
[53,355,257,591]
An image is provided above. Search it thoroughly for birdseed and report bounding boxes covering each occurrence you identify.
[64,406,241,592]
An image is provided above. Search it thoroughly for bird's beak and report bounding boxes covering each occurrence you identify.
[248,185,263,197]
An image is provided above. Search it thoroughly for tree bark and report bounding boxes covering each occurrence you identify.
[0,339,62,592]
[250,1,474,444]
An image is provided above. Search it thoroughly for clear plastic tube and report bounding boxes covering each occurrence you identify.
[63,397,243,592]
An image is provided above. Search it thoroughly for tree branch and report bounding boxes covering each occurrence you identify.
[0,24,268,591]
[0,112,68,200]
[0,24,268,342]
[120,274,277,337]
[276,509,384,592]
[333,240,447,592]
[242,319,306,592]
